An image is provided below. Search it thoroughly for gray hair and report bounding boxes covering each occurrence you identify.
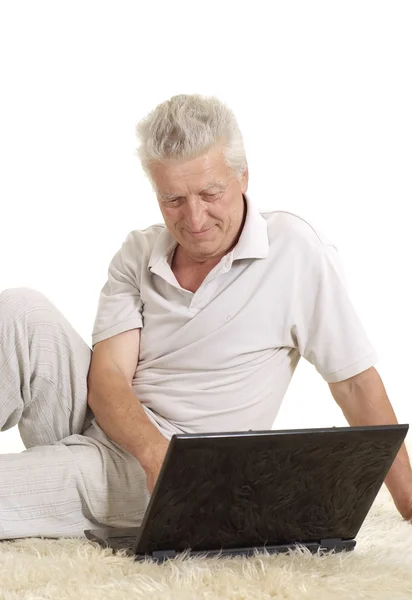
[135,94,247,183]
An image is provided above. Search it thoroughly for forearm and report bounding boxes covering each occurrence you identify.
[331,368,412,519]
[87,368,166,470]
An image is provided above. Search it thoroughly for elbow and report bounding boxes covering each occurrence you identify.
[86,370,98,410]
[86,387,96,411]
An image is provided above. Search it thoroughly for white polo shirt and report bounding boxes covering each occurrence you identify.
[92,195,378,439]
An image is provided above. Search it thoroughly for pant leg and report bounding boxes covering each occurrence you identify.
[0,287,94,445]
[0,288,149,538]
[0,423,150,539]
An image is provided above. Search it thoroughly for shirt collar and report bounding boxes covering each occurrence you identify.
[148,193,269,272]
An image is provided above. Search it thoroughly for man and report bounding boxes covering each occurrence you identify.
[0,94,411,540]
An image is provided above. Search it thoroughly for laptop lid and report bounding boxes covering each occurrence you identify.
[133,424,408,556]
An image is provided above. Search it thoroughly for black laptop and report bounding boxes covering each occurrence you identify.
[84,424,408,562]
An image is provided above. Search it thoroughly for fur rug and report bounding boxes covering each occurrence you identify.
[1,485,412,599]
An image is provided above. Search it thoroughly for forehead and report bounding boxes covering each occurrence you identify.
[150,146,232,196]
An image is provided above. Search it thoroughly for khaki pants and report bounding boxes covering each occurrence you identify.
[0,288,150,539]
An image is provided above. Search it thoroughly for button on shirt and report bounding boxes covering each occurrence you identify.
[92,195,378,439]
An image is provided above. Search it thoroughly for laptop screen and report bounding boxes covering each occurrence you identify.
[135,425,408,554]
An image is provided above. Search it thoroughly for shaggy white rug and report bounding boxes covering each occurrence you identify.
[1,484,412,600]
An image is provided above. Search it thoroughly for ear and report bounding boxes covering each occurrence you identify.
[240,166,249,194]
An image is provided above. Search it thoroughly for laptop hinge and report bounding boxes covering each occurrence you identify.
[151,549,177,560]
[319,538,343,549]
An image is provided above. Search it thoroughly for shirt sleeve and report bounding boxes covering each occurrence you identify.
[91,231,144,348]
[292,242,379,383]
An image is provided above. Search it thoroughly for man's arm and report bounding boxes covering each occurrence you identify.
[87,329,169,493]
[329,366,412,521]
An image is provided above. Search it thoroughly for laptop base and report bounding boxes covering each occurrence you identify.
[84,528,356,562]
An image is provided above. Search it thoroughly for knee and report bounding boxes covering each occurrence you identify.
[1,287,48,303]
[0,288,53,317]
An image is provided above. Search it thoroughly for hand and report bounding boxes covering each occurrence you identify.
[145,469,161,495]
[400,498,412,523]
[391,489,412,523]
[143,437,169,494]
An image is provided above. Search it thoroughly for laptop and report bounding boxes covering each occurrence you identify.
[84,424,408,562]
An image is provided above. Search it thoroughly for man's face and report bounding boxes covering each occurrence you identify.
[150,145,248,263]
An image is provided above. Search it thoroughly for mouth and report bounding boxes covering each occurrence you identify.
[188,226,214,237]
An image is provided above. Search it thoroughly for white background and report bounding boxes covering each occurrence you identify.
[0,1,411,453]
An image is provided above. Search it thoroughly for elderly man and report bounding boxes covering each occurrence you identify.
[0,94,411,539]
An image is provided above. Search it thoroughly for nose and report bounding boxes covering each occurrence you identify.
[184,199,208,232]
